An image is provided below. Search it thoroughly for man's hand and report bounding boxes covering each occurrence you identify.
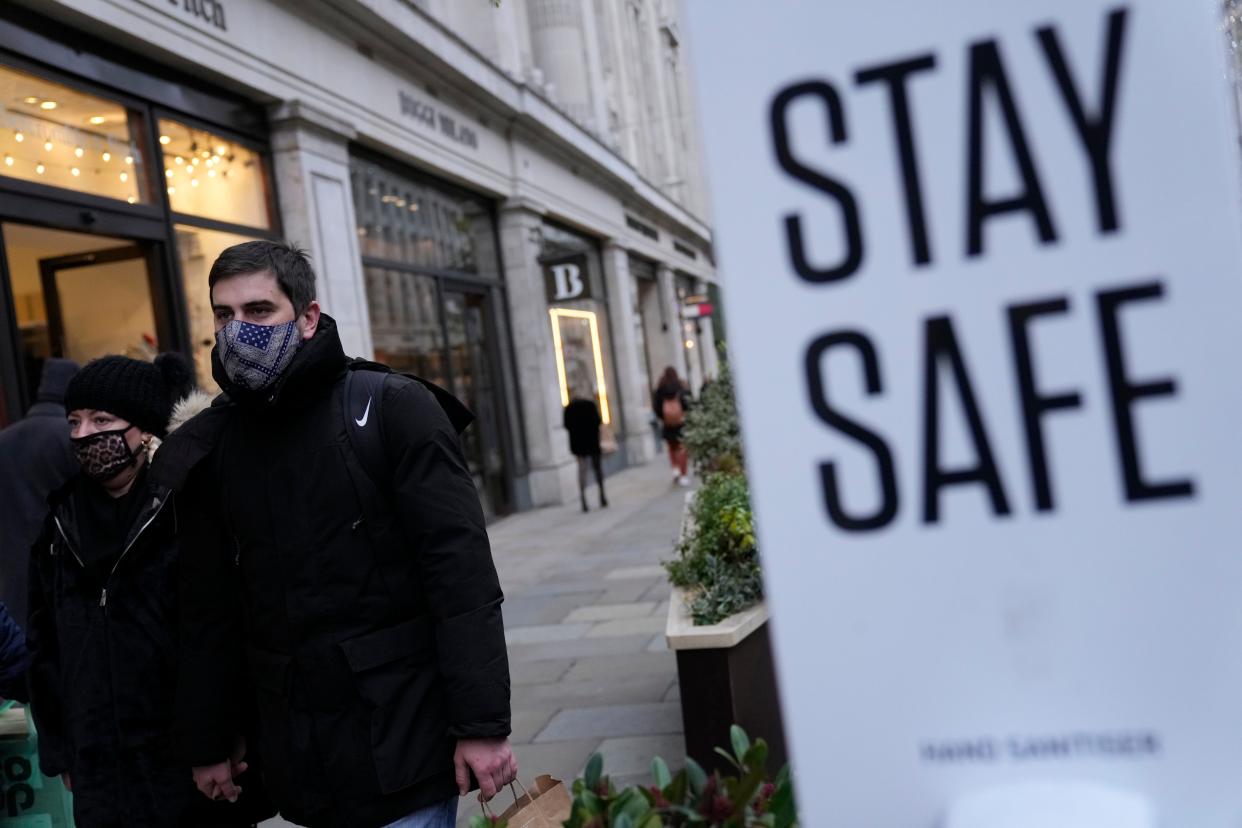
[192,749,248,803]
[60,772,71,792]
[454,737,517,800]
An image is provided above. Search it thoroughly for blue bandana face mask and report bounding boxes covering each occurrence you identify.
[215,319,303,391]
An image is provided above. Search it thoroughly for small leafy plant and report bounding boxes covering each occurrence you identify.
[564,725,796,828]
[682,359,743,477]
[665,472,762,625]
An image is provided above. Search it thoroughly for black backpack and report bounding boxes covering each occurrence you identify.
[341,359,475,488]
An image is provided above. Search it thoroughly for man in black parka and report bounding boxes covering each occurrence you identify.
[173,241,514,828]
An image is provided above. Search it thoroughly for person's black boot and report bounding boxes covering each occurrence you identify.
[600,491,609,508]
[581,494,589,513]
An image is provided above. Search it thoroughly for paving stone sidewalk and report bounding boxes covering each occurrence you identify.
[457,459,691,823]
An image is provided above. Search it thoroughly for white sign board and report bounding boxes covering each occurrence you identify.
[685,0,1242,824]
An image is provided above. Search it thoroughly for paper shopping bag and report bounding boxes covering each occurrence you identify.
[484,775,572,828]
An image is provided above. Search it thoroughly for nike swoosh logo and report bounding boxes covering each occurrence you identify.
[355,397,373,427]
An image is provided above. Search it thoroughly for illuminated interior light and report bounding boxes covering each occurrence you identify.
[167,186,175,195]
[191,178,199,187]
[39,101,57,110]
[70,167,80,177]
[166,169,174,178]
[89,116,107,125]
[3,155,12,167]
[159,135,171,145]
[126,196,135,204]
[14,132,23,143]
[23,97,38,105]
[125,155,134,165]
[201,150,210,159]
[175,156,184,165]
[207,169,216,178]
[43,141,53,152]
[685,339,695,349]
[119,172,129,183]
[215,145,227,155]
[35,163,45,174]
[102,152,111,162]
[74,147,84,158]
[548,308,612,425]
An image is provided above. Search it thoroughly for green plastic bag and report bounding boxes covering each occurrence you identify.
[0,705,74,827]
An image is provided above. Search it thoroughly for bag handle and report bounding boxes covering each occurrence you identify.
[478,779,533,818]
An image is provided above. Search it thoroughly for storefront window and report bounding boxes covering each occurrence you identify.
[365,265,448,388]
[159,118,271,229]
[3,223,161,401]
[0,64,150,203]
[351,159,499,278]
[541,222,622,455]
[350,153,514,515]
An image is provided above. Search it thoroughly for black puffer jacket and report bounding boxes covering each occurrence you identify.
[25,440,272,827]
[173,315,510,828]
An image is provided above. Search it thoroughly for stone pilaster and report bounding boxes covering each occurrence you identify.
[268,100,372,358]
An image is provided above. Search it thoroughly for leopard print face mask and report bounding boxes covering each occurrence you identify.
[71,426,139,482]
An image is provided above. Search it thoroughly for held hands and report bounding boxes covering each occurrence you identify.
[455,737,518,800]
[192,738,249,803]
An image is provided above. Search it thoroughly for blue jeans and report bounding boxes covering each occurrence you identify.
[383,796,459,828]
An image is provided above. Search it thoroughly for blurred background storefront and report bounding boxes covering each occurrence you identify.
[0,0,718,513]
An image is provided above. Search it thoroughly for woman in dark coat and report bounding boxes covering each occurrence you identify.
[652,366,692,486]
[563,392,608,513]
[24,354,270,828]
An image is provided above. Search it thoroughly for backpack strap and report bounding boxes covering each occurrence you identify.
[343,359,477,489]
[344,362,393,491]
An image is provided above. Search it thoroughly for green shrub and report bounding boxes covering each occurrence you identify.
[682,359,742,476]
[665,472,763,626]
[563,725,797,828]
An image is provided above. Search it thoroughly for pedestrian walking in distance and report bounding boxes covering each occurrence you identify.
[0,358,79,628]
[563,389,608,512]
[24,353,272,828]
[653,366,692,486]
[171,240,515,828]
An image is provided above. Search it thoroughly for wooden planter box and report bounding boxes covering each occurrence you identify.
[665,587,788,776]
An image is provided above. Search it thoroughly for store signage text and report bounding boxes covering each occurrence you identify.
[543,254,592,303]
[770,9,1188,532]
[168,0,227,31]
[682,302,713,319]
[399,91,479,150]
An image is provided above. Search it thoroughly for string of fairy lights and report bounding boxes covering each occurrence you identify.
[2,111,250,203]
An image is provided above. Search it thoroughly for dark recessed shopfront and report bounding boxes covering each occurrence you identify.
[0,8,278,424]
[350,150,523,518]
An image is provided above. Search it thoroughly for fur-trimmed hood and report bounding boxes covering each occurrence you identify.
[167,389,216,435]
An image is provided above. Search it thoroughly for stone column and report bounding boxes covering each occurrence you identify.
[268,100,372,358]
[498,200,577,506]
[602,241,656,465]
[698,314,720,382]
[656,263,689,380]
[691,277,717,389]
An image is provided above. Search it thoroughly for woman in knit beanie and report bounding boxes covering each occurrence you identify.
[23,353,270,827]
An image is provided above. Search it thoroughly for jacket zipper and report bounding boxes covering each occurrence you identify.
[100,495,170,607]
[52,515,87,569]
